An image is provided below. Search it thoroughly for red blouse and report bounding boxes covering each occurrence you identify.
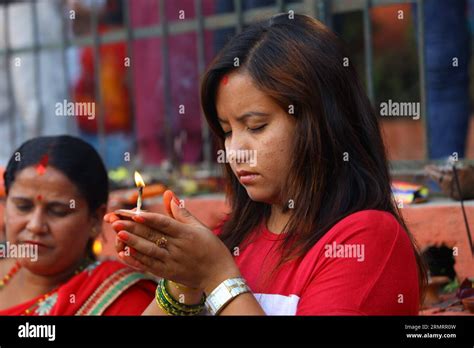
[0,260,156,316]
[215,210,420,315]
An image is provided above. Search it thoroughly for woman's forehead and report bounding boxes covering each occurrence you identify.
[216,72,256,102]
[9,166,80,199]
[216,73,277,120]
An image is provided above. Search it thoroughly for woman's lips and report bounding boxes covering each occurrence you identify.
[239,174,260,185]
[237,171,260,185]
[21,240,49,248]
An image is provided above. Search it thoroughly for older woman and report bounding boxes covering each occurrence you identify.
[0,135,156,315]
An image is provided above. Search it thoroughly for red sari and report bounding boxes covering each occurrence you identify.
[0,260,156,316]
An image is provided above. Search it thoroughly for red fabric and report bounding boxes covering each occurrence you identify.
[215,210,420,315]
[130,0,216,164]
[0,260,155,316]
[74,26,131,134]
[103,279,156,315]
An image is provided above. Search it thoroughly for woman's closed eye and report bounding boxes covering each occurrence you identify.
[47,204,71,217]
[48,207,70,217]
[223,124,267,138]
[248,124,267,133]
[15,203,33,213]
[14,201,70,217]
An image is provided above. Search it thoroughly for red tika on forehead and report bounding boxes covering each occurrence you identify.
[221,75,229,86]
[36,154,49,175]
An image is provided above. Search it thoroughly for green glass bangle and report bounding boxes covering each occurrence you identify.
[160,278,205,312]
[155,286,190,316]
[157,288,200,316]
[159,282,199,314]
[154,288,173,315]
[155,279,205,316]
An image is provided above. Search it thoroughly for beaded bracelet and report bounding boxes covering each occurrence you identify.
[155,278,206,316]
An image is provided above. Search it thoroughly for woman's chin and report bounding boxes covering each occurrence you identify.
[245,188,273,204]
[17,259,45,274]
[18,253,55,272]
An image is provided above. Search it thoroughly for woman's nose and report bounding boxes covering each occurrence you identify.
[26,208,48,234]
[226,134,249,160]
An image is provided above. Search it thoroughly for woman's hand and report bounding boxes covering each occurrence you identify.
[104,196,240,295]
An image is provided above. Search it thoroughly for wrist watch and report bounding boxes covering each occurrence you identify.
[205,277,251,315]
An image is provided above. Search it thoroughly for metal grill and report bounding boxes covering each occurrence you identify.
[0,0,429,171]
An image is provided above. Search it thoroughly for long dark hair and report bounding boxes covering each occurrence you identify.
[4,135,109,259]
[201,14,426,298]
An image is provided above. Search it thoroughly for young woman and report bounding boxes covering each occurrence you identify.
[106,14,426,315]
[0,136,156,315]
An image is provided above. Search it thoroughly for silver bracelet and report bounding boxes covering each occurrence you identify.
[205,277,251,315]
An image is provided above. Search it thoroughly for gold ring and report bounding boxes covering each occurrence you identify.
[156,236,168,249]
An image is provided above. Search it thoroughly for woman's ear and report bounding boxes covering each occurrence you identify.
[89,203,107,238]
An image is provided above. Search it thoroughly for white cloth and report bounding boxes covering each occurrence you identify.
[0,0,76,166]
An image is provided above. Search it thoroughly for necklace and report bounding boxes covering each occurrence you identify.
[0,258,95,315]
[1,258,94,290]
[0,261,21,290]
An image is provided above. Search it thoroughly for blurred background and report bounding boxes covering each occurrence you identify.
[0,0,473,170]
[0,0,473,313]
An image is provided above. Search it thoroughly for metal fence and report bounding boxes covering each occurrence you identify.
[0,0,430,172]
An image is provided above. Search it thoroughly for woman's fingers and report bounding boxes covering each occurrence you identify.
[117,230,170,262]
[112,220,160,242]
[130,249,166,274]
[163,190,175,218]
[119,246,168,278]
[104,212,121,223]
[115,236,126,253]
[113,211,184,238]
[117,248,147,271]
[111,219,175,245]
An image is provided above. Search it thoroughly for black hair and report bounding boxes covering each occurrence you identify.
[3,135,109,259]
[201,14,426,300]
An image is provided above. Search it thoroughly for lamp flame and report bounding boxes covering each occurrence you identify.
[134,171,145,188]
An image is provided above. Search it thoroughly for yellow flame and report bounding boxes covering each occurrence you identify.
[134,171,145,188]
